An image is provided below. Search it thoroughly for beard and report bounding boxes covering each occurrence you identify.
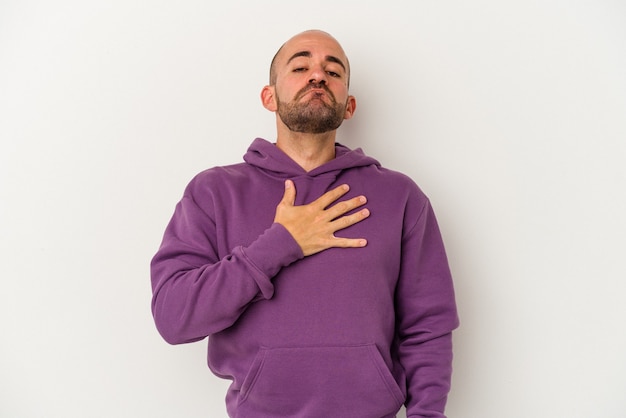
[276,84,347,134]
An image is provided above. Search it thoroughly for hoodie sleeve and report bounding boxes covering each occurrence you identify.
[150,179,304,345]
[396,197,459,417]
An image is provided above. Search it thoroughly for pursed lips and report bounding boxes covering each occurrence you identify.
[296,86,335,102]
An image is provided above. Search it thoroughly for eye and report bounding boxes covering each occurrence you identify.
[293,67,307,73]
[327,71,341,78]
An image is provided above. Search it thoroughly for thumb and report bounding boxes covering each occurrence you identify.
[281,179,296,206]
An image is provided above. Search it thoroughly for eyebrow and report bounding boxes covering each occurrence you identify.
[286,51,347,72]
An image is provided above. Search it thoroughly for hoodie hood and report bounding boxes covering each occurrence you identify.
[243,137,380,178]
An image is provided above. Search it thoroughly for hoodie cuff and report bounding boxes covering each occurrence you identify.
[240,223,304,298]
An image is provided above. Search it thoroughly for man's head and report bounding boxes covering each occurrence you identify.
[268,30,351,87]
[261,30,356,135]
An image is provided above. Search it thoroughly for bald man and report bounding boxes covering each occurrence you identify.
[151,30,459,418]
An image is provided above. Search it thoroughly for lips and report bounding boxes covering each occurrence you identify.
[304,90,326,100]
[297,85,334,102]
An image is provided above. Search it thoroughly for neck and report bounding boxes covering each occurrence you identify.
[275,130,337,172]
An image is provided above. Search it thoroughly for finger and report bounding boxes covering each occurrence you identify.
[330,208,370,231]
[280,179,296,206]
[329,236,368,249]
[326,195,368,220]
[314,184,351,209]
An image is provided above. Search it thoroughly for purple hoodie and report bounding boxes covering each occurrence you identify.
[151,138,459,418]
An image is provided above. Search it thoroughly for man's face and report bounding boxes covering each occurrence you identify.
[269,32,354,134]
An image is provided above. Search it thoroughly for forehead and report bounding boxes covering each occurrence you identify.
[276,32,348,68]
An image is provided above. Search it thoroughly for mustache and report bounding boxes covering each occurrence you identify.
[295,82,336,102]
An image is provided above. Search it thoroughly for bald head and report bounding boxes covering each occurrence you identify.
[269,30,351,86]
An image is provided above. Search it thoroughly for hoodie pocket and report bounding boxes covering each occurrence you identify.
[237,344,405,418]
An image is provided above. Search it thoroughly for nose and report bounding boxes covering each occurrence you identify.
[308,64,327,84]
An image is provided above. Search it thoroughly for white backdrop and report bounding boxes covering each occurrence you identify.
[1,1,625,417]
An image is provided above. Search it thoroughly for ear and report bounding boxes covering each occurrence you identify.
[261,85,277,112]
[343,95,357,120]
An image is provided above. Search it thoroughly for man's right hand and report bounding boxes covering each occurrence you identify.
[274,180,370,257]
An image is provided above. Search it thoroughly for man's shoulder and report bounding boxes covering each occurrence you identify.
[342,164,429,212]
[365,163,423,191]
[192,162,251,182]
[183,162,251,195]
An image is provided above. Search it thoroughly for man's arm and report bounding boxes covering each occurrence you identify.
[396,199,459,417]
[151,180,369,344]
